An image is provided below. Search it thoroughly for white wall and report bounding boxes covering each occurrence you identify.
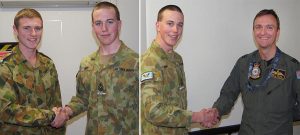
[144,0,300,133]
[0,0,138,134]
[1,0,300,134]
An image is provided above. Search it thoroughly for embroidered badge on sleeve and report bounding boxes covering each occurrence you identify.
[296,70,300,79]
[141,72,154,82]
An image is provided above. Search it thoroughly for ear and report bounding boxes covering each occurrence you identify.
[276,29,280,42]
[118,20,122,32]
[91,23,95,33]
[13,25,18,35]
[156,21,160,32]
[252,30,258,45]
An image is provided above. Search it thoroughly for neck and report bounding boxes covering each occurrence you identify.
[155,37,173,53]
[99,40,121,55]
[18,45,37,66]
[258,46,277,61]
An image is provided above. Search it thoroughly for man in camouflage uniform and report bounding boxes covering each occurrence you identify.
[141,5,219,135]
[53,2,139,134]
[211,9,300,135]
[0,8,65,135]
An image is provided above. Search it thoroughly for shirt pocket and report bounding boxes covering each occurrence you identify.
[109,67,138,110]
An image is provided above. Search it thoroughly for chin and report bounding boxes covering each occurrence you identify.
[100,42,112,46]
[258,45,271,49]
[168,43,177,47]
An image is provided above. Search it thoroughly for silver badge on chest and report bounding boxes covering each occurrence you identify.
[250,63,261,80]
[97,83,106,96]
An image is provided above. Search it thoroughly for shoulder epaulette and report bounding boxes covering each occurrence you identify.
[39,52,52,60]
[0,52,15,63]
[241,54,247,59]
[291,58,299,64]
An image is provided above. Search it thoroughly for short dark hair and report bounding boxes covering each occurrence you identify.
[91,1,120,22]
[157,5,183,21]
[14,8,43,28]
[253,9,280,30]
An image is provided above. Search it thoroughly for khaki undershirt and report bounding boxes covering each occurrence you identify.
[99,53,115,65]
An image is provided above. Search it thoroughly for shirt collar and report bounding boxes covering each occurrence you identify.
[93,40,128,67]
[13,45,42,68]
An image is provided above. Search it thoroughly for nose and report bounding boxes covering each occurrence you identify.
[30,28,37,36]
[260,27,267,35]
[101,23,108,31]
[172,25,178,33]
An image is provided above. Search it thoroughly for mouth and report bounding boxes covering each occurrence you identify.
[169,35,178,39]
[258,36,270,40]
[101,34,110,37]
[28,38,37,42]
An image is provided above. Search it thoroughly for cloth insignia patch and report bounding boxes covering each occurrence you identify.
[297,70,300,79]
[271,68,286,80]
[0,43,16,63]
[141,72,154,82]
[250,63,261,80]
[0,51,12,63]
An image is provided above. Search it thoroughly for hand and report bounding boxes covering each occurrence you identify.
[51,107,69,128]
[201,108,220,128]
[63,106,73,117]
[192,108,220,128]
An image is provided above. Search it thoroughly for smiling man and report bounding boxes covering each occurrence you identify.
[0,8,65,134]
[51,1,139,135]
[141,5,218,135]
[210,9,300,135]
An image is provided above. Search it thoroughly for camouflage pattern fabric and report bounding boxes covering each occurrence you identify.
[67,41,139,135]
[0,45,64,135]
[141,40,192,135]
[0,123,65,135]
[213,49,300,135]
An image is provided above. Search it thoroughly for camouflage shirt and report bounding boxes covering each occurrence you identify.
[67,41,139,135]
[0,45,64,135]
[141,40,192,135]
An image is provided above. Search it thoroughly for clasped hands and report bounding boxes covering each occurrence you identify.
[192,108,220,128]
[51,106,73,128]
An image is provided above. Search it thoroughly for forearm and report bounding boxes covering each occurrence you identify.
[144,102,192,127]
[293,67,300,120]
[67,96,87,117]
[0,100,55,126]
[212,92,237,116]
[50,79,63,108]
[213,62,242,116]
[142,86,192,127]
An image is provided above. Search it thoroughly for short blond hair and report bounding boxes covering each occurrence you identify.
[14,8,43,28]
[91,1,120,22]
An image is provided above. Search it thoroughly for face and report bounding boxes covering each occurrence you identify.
[13,17,43,50]
[92,8,121,46]
[253,15,280,49]
[156,10,184,51]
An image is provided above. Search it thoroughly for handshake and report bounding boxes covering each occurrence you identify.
[51,106,73,128]
[192,108,220,128]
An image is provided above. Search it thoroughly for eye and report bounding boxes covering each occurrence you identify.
[167,22,174,27]
[266,25,274,31]
[35,27,42,32]
[94,21,102,26]
[254,25,262,30]
[177,23,183,28]
[107,20,115,24]
[23,26,30,30]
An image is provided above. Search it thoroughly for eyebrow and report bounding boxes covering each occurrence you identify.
[254,24,275,27]
[94,18,116,22]
[22,25,42,28]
